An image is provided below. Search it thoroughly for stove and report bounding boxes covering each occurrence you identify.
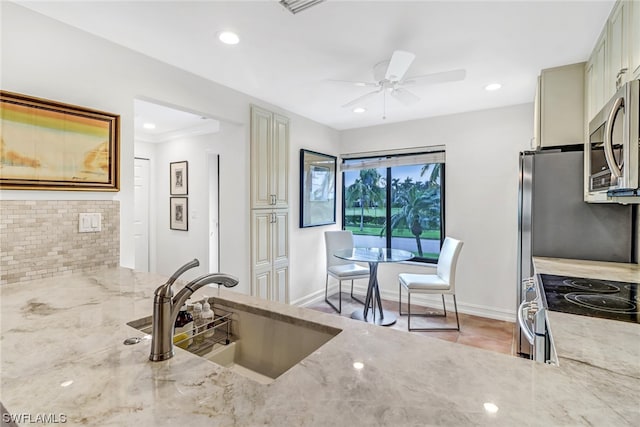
[539,274,640,324]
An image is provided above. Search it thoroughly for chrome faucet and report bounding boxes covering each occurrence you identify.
[149,259,239,361]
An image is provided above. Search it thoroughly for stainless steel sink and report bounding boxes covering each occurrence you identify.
[127,298,341,383]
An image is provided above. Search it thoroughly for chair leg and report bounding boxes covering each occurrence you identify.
[404,292,461,332]
[325,275,342,313]
[350,280,365,305]
[453,294,460,331]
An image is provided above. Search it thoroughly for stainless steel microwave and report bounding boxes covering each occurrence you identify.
[588,79,639,195]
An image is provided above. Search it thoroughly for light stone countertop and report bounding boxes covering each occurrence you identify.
[1,266,639,426]
[533,257,640,379]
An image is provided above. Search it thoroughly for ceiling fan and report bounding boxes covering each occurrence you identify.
[333,50,466,119]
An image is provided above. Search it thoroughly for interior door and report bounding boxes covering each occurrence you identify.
[134,157,150,272]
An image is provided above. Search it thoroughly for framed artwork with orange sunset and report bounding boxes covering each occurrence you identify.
[0,91,119,191]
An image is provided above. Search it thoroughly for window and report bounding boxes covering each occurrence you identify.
[342,149,445,263]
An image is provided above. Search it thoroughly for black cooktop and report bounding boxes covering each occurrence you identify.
[539,274,640,324]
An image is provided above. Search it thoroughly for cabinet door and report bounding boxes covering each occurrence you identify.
[539,63,585,147]
[251,106,273,209]
[272,114,289,208]
[251,211,272,271]
[590,34,607,121]
[607,1,628,96]
[253,270,271,300]
[631,0,640,79]
[272,265,289,304]
[272,210,289,264]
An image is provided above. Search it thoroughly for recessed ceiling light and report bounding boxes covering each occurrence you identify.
[218,31,240,45]
[143,123,156,130]
[353,361,364,370]
[353,107,366,114]
[485,83,502,91]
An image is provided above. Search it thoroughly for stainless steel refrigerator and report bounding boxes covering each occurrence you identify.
[516,149,634,357]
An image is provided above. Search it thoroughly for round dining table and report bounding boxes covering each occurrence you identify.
[334,247,414,326]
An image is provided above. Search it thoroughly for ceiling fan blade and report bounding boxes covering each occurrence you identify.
[385,50,415,81]
[327,79,380,88]
[341,88,383,108]
[401,69,466,86]
[390,88,420,105]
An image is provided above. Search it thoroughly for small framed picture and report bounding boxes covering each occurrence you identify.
[170,161,188,195]
[170,197,188,231]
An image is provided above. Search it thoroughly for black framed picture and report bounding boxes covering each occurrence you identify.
[300,149,336,228]
[170,161,188,195]
[170,197,188,231]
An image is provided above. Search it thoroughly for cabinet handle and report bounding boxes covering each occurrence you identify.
[615,68,628,91]
[270,194,276,205]
[271,213,276,224]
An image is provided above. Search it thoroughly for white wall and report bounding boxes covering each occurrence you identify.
[340,104,534,320]
[135,123,245,287]
[1,3,341,299]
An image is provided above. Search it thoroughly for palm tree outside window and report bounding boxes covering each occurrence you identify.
[342,153,444,263]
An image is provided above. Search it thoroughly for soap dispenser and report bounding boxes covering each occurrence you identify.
[193,302,204,344]
[201,299,214,339]
[174,304,193,346]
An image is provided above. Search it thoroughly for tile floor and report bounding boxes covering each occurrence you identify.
[307,292,517,356]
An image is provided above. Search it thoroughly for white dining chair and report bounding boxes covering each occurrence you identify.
[324,230,370,313]
[398,237,464,331]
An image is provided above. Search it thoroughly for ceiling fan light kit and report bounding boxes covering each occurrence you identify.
[334,49,466,119]
[279,0,325,15]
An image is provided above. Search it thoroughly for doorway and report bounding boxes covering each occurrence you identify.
[133,98,221,277]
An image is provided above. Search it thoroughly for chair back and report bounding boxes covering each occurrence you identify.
[436,237,464,291]
[324,230,355,269]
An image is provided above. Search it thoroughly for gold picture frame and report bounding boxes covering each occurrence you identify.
[0,91,120,191]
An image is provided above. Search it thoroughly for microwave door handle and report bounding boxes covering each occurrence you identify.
[517,300,535,345]
[604,96,624,179]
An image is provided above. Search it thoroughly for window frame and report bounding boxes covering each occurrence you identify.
[341,151,445,264]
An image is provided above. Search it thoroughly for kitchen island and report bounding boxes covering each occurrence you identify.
[1,265,639,426]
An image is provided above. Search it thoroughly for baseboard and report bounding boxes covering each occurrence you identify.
[295,283,516,323]
[292,287,328,307]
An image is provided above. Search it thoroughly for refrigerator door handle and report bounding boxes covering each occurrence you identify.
[517,300,535,345]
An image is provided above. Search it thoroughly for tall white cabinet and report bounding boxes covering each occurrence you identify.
[250,105,290,303]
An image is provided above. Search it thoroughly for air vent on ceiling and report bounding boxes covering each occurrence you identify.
[279,0,325,14]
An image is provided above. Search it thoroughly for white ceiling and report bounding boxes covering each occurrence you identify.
[134,99,220,143]
[17,0,615,130]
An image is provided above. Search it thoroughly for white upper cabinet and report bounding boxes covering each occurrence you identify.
[532,63,585,149]
[250,105,289,209]
[586,34,607,122]
[630,0,640,79]
[586,0,638,122]
[606,0,628,97]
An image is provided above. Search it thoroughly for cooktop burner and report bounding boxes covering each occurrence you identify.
[539,274,640,324]
[561,278,620,293]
